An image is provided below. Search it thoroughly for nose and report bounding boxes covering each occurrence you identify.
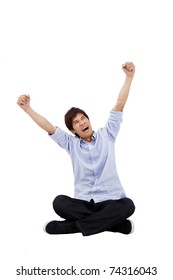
[79,119,85,126]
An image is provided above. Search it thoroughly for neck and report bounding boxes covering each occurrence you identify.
[81,131,94,142]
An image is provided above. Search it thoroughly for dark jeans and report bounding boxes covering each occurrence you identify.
[53,195,135,236]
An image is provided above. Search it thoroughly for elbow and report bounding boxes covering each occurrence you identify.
[48,126,57,135]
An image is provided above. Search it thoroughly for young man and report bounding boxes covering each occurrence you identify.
[17,62,135,236]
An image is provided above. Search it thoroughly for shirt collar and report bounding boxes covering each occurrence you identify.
[80,131,96,144]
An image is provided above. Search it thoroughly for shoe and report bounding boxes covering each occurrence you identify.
[119,219,134,234]
[43,220,79,234]
[110,219,134,234]
[129,219,134,234]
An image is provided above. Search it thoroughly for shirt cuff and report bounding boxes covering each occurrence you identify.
[110,110,123,121]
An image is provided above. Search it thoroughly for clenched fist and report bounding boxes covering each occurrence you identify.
[17,94,30,110]
[122,62,135,78]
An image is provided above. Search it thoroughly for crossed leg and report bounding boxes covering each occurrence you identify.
[45,195,135,236]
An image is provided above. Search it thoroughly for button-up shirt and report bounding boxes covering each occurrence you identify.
[49,111,126,202]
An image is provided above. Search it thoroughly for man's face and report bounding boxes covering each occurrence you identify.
[71,113,93,142]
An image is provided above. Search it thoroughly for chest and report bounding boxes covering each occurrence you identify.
[72,135,113,164]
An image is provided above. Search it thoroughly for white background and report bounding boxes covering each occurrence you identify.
[0,0,173,279]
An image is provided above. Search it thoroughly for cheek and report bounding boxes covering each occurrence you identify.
[73,125,79,132]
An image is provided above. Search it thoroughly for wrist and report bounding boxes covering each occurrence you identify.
[24,106,32,114]
[125,75,134,81]
[124,76,134,85]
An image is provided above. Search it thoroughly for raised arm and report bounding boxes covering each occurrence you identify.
[113,62,135,112]
[17,94,56,135]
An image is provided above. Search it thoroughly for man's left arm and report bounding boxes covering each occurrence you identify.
[113,62,135,112]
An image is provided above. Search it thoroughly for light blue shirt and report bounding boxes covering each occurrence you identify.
[50,111,126,202]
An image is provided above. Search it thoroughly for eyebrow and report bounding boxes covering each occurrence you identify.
[72,115,85,124]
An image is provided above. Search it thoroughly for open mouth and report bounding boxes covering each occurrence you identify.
[82,127,89,132]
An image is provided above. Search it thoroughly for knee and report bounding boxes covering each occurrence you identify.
[53,195,67,211]
[118,197,135,216]
[126,198,135,215]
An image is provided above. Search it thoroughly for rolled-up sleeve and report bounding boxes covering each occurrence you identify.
[49,127,73,152]
[104,111,123,141]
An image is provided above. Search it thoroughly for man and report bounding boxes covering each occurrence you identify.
[17,62,135,236]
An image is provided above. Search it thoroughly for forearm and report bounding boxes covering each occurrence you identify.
[113,76,133,112]
[24,106,56,135]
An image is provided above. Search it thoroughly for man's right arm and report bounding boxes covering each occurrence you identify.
[17,94,56,135]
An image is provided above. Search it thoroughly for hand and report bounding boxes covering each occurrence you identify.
[17,94,30,110]
[122,62,135,78]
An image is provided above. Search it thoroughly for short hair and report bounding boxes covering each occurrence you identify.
[64,107,89,131]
